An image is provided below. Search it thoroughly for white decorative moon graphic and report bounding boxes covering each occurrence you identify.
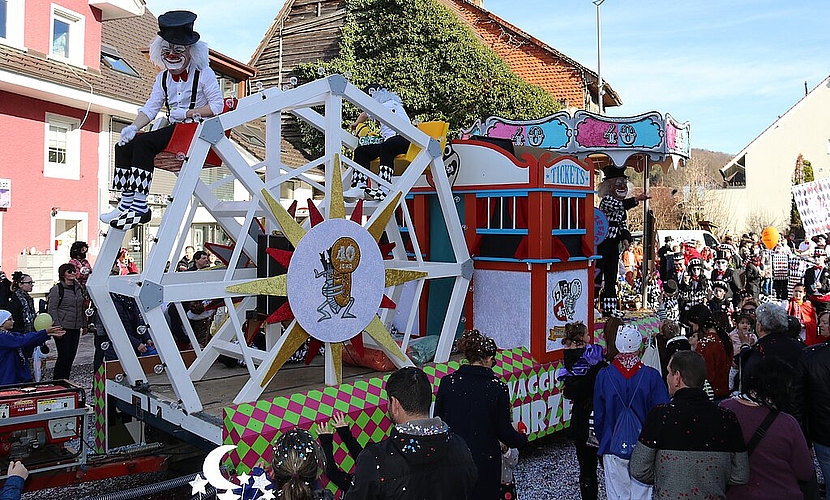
[202,444,239,491]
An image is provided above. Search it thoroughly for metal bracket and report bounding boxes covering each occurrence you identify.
[199,117,225,145]
[327,74,347,96]
[138,280,164,312]
[427,138,442,158]
[461,259,474,280]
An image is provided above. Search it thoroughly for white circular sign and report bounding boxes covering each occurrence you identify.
[287,218,385,343]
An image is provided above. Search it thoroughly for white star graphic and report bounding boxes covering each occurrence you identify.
[259,489,276,500]
[236,472,251,486]
[252,472,272,491]
[189,474,209,495]
[217,489,241,500]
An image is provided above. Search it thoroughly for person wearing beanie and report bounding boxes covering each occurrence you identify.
[0,310,65,385]
[593,324,668,500]
[100,10,224,231]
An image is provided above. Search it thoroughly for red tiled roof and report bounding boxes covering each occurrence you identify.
[441,0,621,108]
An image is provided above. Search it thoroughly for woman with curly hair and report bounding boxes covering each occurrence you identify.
[434,329,527,500]
[68,241,93,288]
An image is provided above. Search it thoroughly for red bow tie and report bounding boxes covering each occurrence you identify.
[171,70,188,82]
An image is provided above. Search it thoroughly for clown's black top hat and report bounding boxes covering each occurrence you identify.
[602,166,627,180]
[158,10,200,45]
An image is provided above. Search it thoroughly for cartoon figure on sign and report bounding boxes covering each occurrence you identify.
[315,237,360,321]
[553,279,583,321]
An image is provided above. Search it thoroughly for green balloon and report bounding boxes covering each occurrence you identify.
[33,313,53,331]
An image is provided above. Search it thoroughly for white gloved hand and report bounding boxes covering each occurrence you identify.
[118,125,137,146]
[170,108,188,122]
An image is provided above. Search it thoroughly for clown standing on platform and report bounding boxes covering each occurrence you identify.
[101,10,224,231]
[596,167,649,316]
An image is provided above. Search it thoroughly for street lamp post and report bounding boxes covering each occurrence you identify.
[594,0,606,115]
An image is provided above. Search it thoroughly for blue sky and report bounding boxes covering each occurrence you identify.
[143,0,829,155]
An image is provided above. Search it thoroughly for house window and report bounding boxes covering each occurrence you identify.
[218,76,239,98]
[0,1,6,39]
[0,0,23,48]
[50,7,85,65]
[44,114,81,179]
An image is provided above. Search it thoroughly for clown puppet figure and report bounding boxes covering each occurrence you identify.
[595,167,649,316]
[346,85,411,202]
[101,10,224,231]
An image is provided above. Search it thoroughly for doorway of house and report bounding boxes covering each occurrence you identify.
[51,211,87,279]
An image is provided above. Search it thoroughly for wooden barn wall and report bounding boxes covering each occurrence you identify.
[251,0,347,166]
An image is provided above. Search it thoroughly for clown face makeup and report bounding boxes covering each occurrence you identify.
[613,177,629,199]
[161,41,191,73]
[715,260,728,271]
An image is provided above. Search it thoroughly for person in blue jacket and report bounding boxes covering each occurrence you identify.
[0,309,65,385]
[593,323,669,500]
[0,461,28,500]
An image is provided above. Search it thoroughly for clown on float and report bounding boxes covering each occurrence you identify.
[100,10,224,230]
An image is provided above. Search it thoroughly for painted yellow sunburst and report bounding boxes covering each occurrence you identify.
[227,154,426,386]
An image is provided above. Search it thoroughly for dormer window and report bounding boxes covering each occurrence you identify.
[101,44,138,77]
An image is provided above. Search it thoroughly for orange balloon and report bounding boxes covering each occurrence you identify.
[761,226,779,249]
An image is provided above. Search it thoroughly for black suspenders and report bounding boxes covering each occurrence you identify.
[160,69,202,119]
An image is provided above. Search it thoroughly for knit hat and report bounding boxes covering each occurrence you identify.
[615,324,642,354]
[0,310,10,324]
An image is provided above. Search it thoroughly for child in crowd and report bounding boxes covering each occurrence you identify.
[708,281,733,330]
[314,412,363,494]
[271,428,333,500]
[558,321,607,500]
[500,441,519,500]
[0,310,65,385]
[727,313,756,391]
[787,283,807,341]
[656,320,686,379]
[657,280,680,323]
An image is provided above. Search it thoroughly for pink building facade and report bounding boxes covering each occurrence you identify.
[0,0,151,292]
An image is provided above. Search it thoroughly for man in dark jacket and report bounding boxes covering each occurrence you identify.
[735,302,803,394]
[344,367,477,500]
[792,335,830,494]
[630,351,749,498]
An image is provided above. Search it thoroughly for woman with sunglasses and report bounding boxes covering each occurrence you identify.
[7,272,36,334]
[46,263,87,380]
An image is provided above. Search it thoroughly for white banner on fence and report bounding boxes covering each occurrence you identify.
[793,178,830,237]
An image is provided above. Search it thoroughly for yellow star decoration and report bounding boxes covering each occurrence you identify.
[226,154,427,386]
